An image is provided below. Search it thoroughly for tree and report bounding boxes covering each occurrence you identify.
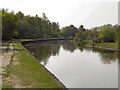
[2,9,61,40]
[51,22,60,38]
[61,25,78,37]
[99,26,116,42]
[42,13,51,38]
[74,31,89,42]
[79,25,85,32]
[2,11,18,40]
[16,11,24,19]
[18,20,32,39]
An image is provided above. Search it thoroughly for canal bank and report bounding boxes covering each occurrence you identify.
[2,40,67,88]
[22,40,118,88]
[21,41,67,88]
[21,38,73,44]
[76,42,120,51]
[2,39,118,88]
[84,44,120,51]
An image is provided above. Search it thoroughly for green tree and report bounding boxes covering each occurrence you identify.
[2,11,18,40]
[99,26,116,42]
[61,25,78,37]
[79,25,85,32]
[18,20,31,39]
[42,13,51,38]
[51,22,60,38]
[16,11,24,19]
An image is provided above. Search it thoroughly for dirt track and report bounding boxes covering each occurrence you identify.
[1,43,13,87]
[2,43,13,70]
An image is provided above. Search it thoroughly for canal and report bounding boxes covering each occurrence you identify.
[23,40,118,88]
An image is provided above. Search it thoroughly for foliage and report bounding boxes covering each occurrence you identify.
[74,30,99,43]
[74,24,118,44]
[1,8,119,46]
[78,40,89,45]
[51,22,60,38]
[1,9,60,40]
[115,26,120,49]
[78,25,85,32]
[61,25,78,37]
[99,26,116,42]
[2,11,18,40]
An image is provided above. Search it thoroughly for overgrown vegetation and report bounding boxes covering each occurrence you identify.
[74,24,117,43]
[74,24,120,49]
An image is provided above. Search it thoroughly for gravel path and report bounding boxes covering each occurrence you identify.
[2,43,13,68]
[1,43,13,88]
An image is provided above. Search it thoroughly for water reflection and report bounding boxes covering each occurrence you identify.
[24,40,119,65]
[61,41,77,52]
[24,41,61,65]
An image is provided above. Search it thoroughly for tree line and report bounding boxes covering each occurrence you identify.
[61,23,119,44]
[74,24,118,44]
[1,9,119,44]
[2,9,60,40]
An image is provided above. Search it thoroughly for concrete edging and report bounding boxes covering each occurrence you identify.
[21,41,68,89]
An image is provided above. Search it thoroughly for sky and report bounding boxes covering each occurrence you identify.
[0,0,119,29]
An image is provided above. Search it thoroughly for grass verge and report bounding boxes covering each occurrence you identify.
[2,41,62,88]
[89,43,118,49]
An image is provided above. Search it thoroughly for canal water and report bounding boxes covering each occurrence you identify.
[23,40,118,88]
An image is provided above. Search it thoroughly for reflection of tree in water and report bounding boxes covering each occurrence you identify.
[117,51,120,63]
[24,40,119,65]
[61,41,77,52]
[78,46,93,53]
[93,49,117,64]
[24,40,77,65]
[83,47,93,53]
[78,47,83,52]
[24,41,61,65]
[78,46,118,64]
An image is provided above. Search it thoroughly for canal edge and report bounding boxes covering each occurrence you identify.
[20,41,68,89]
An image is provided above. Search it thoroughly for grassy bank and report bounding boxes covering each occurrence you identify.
[76,40,119,50]
[2,41,62,88]
[89,43,117,49]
